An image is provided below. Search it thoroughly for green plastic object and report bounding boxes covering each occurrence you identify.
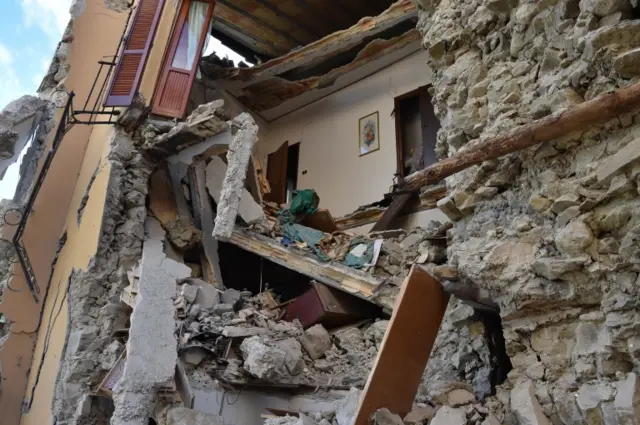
[289,189,319,217]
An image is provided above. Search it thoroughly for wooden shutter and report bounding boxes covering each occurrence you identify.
[266,141,289,205]
[105,0,165,107]
[152,0,216,119]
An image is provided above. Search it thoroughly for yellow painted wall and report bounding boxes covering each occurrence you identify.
[257,51,433,217]
[0,1,129,424]
[20,126,114,425]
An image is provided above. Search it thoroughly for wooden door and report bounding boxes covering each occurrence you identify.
[266,141,289,205]
[152,0,215,118]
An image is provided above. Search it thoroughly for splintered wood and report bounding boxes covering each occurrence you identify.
[354,266,448,425]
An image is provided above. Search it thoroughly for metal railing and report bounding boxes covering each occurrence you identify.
[3,5,136,302]
[73,58,121,125]
[4,93,76,302]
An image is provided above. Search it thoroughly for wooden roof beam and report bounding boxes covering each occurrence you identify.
[217,0,308,47]
[252,0,323,39]
[202,0,417,83]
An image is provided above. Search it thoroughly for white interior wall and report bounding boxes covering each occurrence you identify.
[256,51,433,217]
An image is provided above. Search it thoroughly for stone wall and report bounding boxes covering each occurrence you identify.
[412,0,640,423]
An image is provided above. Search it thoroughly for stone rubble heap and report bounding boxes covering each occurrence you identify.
[410,0,640,423]
[174,279,391,389]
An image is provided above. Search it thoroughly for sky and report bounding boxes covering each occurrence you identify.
[0,0,72,200]
[0,0,247,201]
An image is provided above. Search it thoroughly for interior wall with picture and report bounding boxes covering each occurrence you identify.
[256,51,432,217]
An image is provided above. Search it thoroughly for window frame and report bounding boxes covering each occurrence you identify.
[393,85,438,178]
[151,0,216,118]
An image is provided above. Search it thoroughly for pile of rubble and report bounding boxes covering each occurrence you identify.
[174,279,390,389]
[255,379,506,425]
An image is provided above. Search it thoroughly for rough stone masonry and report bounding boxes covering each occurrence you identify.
[411,0,640,423]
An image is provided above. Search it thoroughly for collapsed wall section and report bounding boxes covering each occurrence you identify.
[412,0,640,423]
[52,130,153,425]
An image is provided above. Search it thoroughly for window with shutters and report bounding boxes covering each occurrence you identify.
[105,0,166,107]
[151,0,216,119]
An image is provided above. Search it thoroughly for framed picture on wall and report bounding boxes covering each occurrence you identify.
[359,111,380,156]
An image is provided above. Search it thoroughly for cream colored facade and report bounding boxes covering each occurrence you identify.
[0,2,131,425]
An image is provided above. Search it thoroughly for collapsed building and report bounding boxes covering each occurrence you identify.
[0,0,639,425]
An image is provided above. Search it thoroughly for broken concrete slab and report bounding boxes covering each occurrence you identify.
[299,324,332,360]
[145,100,230,158]
[211,114,263,240]
[336,388,362,425]
[213,303,235,316]
[111,218,191,425]
[181,278,220,310]
[222,326,273,338]
[206,156,262,226]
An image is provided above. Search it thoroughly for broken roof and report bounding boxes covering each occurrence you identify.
[211,0,398,62]
[201,0,419,122]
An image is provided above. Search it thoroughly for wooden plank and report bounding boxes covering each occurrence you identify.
[149,163,178,226]
[189,161,224,289]
[403,79,640,191]
[354,266,448,425]
[254,156,271,197]
[370,193,413,232]
[300,209,339,233]
[167,162,192,220]
[228,228,382,303]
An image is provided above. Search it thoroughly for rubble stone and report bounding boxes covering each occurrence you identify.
[276,338,304,375]
[213,303,234,315]
[372,408,405,425]
[240,336,287,380]
[510,381,552,425]
[335,388,361,425]
[448,388,477,407]
[300,324,333,360]
[554,220,594,255]
[430,406,467,425]
[221,288,242,305]
[403,406,436,423]
[530,258,585,280]
[613,373,640,423]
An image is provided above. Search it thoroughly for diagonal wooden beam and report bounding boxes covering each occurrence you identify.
[402,80,640,191]
[227,227,383,303]
[354,265,448,425]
